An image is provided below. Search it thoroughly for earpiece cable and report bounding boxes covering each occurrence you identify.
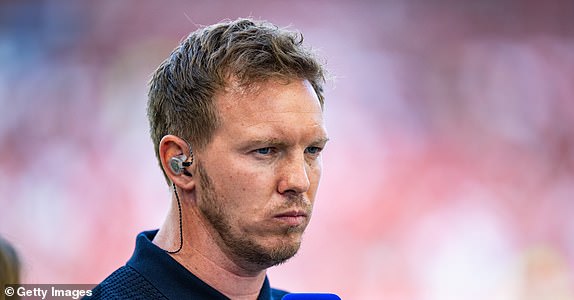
[166,182,184,254]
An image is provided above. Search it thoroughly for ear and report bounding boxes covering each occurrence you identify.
[159,135,196,191]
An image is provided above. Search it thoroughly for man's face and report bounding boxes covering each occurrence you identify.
[195,79,328,271]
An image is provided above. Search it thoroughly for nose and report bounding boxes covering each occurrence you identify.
[277,153,311,195]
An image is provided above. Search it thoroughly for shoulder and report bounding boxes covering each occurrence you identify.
[88,266,168,300]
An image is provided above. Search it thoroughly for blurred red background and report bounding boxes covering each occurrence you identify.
[1,1,573,299]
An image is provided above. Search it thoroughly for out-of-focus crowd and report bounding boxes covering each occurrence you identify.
[1,1,573,299]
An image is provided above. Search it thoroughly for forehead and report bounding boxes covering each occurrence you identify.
[214,79,326,139]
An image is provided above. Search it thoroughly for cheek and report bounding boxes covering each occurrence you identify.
[212,161,277,208]
[308,163,323,190]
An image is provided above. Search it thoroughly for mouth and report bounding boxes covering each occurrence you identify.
[273,210,308,227]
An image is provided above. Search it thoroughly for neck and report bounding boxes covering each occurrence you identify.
[153,195,267,300]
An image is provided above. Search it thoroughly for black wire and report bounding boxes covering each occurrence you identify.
[166,182,184,254]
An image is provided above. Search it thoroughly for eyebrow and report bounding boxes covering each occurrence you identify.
[313,137,330,145]
[248,138,286,146]
[258,137,329,146]
[246,137,330,147]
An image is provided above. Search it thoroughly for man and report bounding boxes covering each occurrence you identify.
[90,18,328,299]
[0,235,20,297]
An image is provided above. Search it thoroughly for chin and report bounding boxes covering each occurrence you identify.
[248,234,303,268]
[265,240,302,267]
[270,232,305,260]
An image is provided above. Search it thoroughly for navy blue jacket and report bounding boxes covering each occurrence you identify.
[89,230,288,299]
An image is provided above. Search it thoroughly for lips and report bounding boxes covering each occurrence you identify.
[273,210,308,226]
[275,210,308,218]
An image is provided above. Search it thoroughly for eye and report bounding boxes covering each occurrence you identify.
[254,147,273,155]
[305,146,323,155]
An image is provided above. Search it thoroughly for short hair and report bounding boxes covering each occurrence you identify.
[147,18,326,184]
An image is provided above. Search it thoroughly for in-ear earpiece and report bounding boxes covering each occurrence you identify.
[169,153,193,176]
[169,155,187,175]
